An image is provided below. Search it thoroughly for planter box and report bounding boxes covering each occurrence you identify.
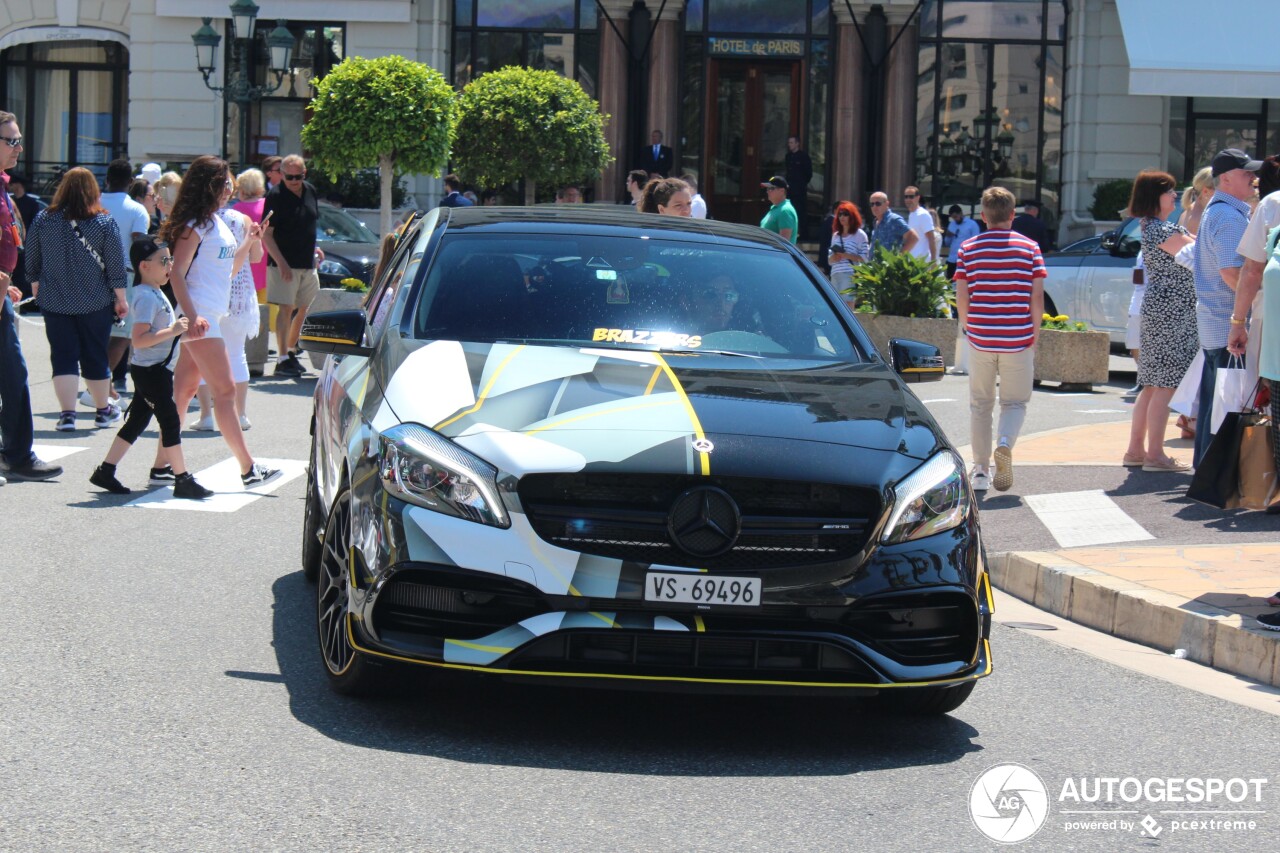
[306,289,368,369]
[853,314,960,367]
[1034,328,1110,390]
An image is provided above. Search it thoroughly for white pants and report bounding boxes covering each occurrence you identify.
[968,345,1035,468]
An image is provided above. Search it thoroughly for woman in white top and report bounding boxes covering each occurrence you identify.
[160,155,277,486]
[828,201,869,306]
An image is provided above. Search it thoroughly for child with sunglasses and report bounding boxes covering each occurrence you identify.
[89,236,213,499]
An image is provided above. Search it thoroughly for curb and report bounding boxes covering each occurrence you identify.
[990,552,1280,687]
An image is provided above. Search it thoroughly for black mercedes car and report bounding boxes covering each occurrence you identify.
[300,206,991,714]
[315,204,380,286]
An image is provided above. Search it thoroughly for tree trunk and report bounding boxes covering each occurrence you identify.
[379,153,394,237]
[524,179,536,206]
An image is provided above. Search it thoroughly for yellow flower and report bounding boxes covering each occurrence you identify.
[1054,314,1069,322]
[1042,313,1052,321]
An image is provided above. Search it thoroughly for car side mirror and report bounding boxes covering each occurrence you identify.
[300,310,374,357]
[1099,229,1119,252]
[888,338,944,383]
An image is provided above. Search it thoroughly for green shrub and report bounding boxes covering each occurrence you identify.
[1089,178,1133,220]
[849,247,953,318]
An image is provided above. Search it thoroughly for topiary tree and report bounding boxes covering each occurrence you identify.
[453,66,613,205]
[303,55,457,235]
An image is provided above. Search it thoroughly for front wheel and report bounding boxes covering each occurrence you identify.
[301,437,325,583]
[316,489,382,695]
[875,681,976,715]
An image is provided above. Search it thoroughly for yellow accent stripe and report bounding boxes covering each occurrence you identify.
[654,353,710,475]
[445,638,515,654]
[525,398,676,436]
[981,570,995,614]
[901,366,945,373]
[643,366,663,396]
[347,620,993,688]
[588,611,618,627]
[435,344,527,430]
[300,334,358,345]
[694,615,706,633]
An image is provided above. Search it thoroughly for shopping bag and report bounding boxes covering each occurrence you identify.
[1237,415,1279,511]
[1169,348,1203,418]
[1187,411,1247,509]
[1210,355,1251,435]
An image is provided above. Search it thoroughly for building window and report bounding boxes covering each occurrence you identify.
[916,0,1066,233]
[453,0,599,92]
[1169,97,1270,184]
[0,40,129,188]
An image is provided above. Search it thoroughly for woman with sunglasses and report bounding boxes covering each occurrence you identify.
[159,155,278,487]
[23,167,128,431]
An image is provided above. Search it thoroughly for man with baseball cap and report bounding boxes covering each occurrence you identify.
[1190,148,1261,467]
[760,176,798,244]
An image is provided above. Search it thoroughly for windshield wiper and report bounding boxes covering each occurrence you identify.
[657,348,764,359]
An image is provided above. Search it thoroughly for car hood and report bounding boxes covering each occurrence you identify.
[376,342,947,476]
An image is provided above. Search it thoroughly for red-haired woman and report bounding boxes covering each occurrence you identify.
[829,201,869,305]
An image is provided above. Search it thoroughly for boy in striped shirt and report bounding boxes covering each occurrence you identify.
[955,186,1046,492]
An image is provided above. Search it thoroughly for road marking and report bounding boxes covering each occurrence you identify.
[32,443,88,463]
[1074,409,1127,414]
[1024,489,1154,548]
[919,398,957,403]
[127,457,304,513]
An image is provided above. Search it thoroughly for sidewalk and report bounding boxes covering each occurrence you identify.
[964,420,1280,687]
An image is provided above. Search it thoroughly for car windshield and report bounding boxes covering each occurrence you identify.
[316,205,378,244]
[413,234,858,359]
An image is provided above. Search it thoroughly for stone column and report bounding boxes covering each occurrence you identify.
[647,7,683,174]
[832,6,865,204]
[880,18,918,198]
[596,0,636,201]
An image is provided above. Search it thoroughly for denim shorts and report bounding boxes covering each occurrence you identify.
[43,305,114,380]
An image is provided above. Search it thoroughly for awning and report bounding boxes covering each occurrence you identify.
[1116,0,1280,98]
[0,26,129,52]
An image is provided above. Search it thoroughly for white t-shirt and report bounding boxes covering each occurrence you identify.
[100,192,150,269]
[184,215,237,318]
[690,193,707,219]
[1238,191,1280,263]
[907,207,935,259]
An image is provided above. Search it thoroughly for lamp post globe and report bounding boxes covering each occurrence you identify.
[229,0,259,41]
[191,17,221,77]
[266,20,295,76]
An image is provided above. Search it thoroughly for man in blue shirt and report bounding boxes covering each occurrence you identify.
[869,191,919,255]
[945,204,981,279]
[1191,148,1260,466]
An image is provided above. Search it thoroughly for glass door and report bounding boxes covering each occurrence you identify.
[706,59,802,225]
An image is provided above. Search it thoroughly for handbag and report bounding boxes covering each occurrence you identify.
[1187,410,1248,509]
[1210,354,1251,435]
[1169,348,1204,418]
[1236,413,1278,511]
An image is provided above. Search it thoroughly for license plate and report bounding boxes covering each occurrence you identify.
[644,572,761,607]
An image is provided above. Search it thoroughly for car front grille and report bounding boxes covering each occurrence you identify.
[504,631,879,682]
[518,473,880,569]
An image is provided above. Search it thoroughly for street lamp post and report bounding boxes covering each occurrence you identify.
[191,1,295,165]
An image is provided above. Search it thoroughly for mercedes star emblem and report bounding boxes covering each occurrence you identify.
[692,438,714,453]
[667,485,741,557]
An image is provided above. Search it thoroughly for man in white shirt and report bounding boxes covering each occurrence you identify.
[682,173,707,219]
[100,158,151,268]
[903,185,936,262]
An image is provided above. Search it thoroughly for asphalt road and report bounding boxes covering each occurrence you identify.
[3,321,1277,851]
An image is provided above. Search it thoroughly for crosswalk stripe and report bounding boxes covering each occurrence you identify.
[32,443,89,463]
[1024,489,1154,548]
[126,457,305,513]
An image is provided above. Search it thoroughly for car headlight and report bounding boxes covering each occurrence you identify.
[319,259,352,277]
[377,424,509,528]
[881,452,969,544]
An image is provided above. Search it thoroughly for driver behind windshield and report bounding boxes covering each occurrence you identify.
[682,274,740,332]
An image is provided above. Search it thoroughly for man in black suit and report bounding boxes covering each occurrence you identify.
[1011,199,1051,253]
[785,136,813,239]
[638,130,673,177]
[440,174,473,207]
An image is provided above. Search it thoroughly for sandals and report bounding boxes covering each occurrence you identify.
[1142,456,1191,473]
[1267,592,1280,607]
[1122,453,1145,467]
[1176,415,1196,440]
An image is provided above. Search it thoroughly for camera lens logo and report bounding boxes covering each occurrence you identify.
[969,763,1050,844]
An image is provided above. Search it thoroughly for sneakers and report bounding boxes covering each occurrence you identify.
[0,473,5,486]
[56,411,77,431]
[189,414,217,431]
[1256,612,1280,631]
[970,467,990,492]
[239,414,252,431]
[242,463,282,487]
[89,464,131,494]
[993,444,1014,492]
[3,456,63,481]
[1123,383,1142,397]
[94,404,123,429]
[173,472,214,500]
[79,390,121,408]
[149,465,177,487]
[946,366,968,376]
[274,355,304,377]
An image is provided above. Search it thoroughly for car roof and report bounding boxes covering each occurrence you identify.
[436,205,790,250]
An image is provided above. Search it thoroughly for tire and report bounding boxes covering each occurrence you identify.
[876,681,976,715]
[301,436,325,583]
[316,489,382,695]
